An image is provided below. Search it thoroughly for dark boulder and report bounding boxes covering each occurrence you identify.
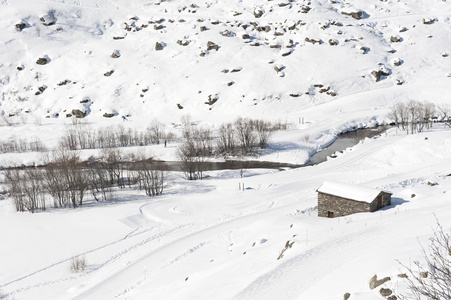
[207,41,219,51]
[72,109,86,118]
[16,23,27,31]
[155,42,164,51]
[341,11,365,20]
[36,57,49,65]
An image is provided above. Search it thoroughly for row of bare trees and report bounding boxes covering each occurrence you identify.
[388,100,451,134]
[177,118,278,180]
[3,148,165,213]
[59,120,174,151]
[0,137,47,154]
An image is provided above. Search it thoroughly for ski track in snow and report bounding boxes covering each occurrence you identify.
[2,224,188,295]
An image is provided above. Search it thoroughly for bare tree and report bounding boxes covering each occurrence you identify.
[389,101,436,134]
[147,119,165,144]
[397,220,451,300]
[216,122,236,154]
[234,117,256,154]
[136,159,165,196]
[101,148,126,188]
[177,140,202,180]
[253,119,273,149]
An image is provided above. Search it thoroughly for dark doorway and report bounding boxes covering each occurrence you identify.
[327,211,334,218]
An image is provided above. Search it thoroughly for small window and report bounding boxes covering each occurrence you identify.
[327,211,334,218]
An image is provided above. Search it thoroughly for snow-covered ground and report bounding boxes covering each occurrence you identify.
[2,125,451,299]
[1,0,451,299]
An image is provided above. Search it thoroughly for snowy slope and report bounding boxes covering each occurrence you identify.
[1,0,451,299]
[1,0,450,125]
[1,125,451,300]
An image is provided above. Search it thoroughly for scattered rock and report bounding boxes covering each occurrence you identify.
[274,64,285,72]
[253,8,264,18]
[387,296,397,300]
[411,193,416,198]
[205,95,218,105]
[40,13,56,26]
[360,46,369,54]
[420,271,428,278]
[36,57,49,65]
[17,65,24,71]
[281,50,293,56]
[344,293,351,300]
[380,288,393,297]
[111,50,121,58]
[221,69,229,73]
[200,26,208,32]
[177,103,184,109]
[242,34,250,39]
[57,79,70,86]
[319,87,330,93]
[398,273,408,278]
[301,5,311,13]
[396,79,404,85]
[154,24,164,30]
[103,113,115,118]
[422,18,435,25]
[371,68,390,82]
[399,27,408,32]
[341,11,365,20]
[72,109,86,118]
[369,275,391,289]
[104,70,115,77]
[390,36,402,43]
[305,37,322,44]
[442,53,449,57]
[177,39,189,46]
[155,42,164,51]
[227,81,234,86]
[221,29,235,37]
[290,94,301,97]
[329,39,339,46]
[207,41,219,51]
[231,68,242,73]
[113,36,126,40]
[15,23,27,31]
[393,58,403,66]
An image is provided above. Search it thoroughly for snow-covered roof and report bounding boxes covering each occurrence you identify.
[317,181,386,203]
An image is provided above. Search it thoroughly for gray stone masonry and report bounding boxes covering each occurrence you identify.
[318,192,391,218]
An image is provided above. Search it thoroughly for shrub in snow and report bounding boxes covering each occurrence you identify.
[397,219,451,299]
[70,256,86,273]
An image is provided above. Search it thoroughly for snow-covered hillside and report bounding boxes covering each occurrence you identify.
[1,0,450,125]
[1,0,451,299]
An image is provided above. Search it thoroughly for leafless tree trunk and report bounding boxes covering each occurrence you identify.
[216,122,236,154]
[235,117,256,154]
[253,119,273,149]
[136,159,165,196]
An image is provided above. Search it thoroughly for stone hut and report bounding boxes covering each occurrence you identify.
[317,181,392,218]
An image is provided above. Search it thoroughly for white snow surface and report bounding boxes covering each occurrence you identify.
[1,0,451,299]
[317,180,386,203]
